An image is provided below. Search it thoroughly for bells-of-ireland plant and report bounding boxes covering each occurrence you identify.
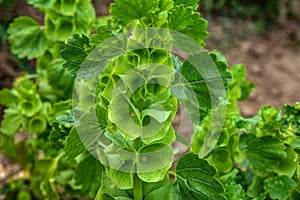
[63,0,231,199]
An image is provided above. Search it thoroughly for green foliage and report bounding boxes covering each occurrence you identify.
[7,17,48,59]
[167,4,208,45]
[172,153,226,200]
[60,34,90,75]
[0,0,97,199]
[201,0,300,32]
[1,0,300,200]
[75,154,105,197]
[180,51,231,123]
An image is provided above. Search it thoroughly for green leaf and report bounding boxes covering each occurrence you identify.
[179,51,231,123]
[255,106,282,138]
[157,0,174,11]
[223,179,245,200]
[48,100,72,122]
[1,109,26,136]
[0,134,16,158]
[110,0,156,22]
[76,109,105,150]
[46,59,75,100]
[247,176,265,199]
[247,135,287,158]
[173,153,226,200]
[290,182,300,200]
[141,106,171,123]
[7,16,48,59]
[275,145,298,178]
[173,0,199,9]
[143,175,170,197]
[211,147,233,173]
[109,159,135,189]
[17,190,31,200]
[64,128,86,162]
[145,184,172,200]
[52,0,77,16]
[190,103,227,156]
[137,143,173,182]
[104,131,132,148]
[30,158,60,200]
[0,88,18,107]
[242,136,298,177]
[75,154,105,198]
[235,115,260,132]
[228,64,255,102]
[95,174,131,200]
[283,102,300,138]
[265,176,296,200]
[167,5,208,45]
[61,34,89,75]
[27,0,55,9]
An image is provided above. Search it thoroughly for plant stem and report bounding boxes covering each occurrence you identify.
[134,173,143,200]
[133,138,143,200]
[134,138,141,151]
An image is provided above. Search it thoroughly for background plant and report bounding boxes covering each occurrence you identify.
[201,0,300,33]
[59,0,300,199]
[0,0,299,200]
[0,0,96,199]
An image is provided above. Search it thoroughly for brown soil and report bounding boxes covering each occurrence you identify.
[207,18,300,117]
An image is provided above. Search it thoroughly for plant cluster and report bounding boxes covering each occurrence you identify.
[0,0,96,199]
[0,0,299,200]
[201,0,300,31]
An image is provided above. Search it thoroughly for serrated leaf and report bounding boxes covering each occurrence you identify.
[247,136,286,159]
[179,51,231,123]
[64,128,86,162]
[173,153,226,200]
[223,178,245,200]
[49,100,72,121]
[7,16,48,59]
[173,0,199,9]
[110,0,156,22]
[265,176,296,200]
[61,34,90,75]
[167,5,208,45]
